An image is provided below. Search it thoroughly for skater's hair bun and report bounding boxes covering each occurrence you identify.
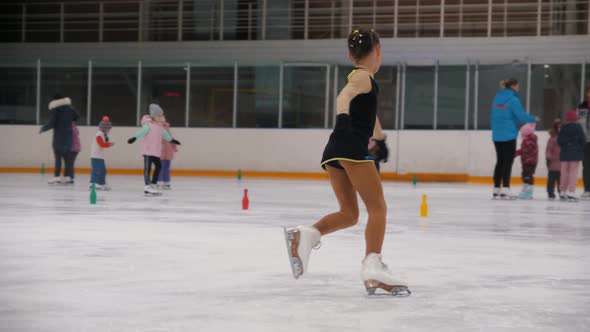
[500,78,519,89]
[348,28,380,61]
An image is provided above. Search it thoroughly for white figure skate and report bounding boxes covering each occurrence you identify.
[500,187,517,200]
[283,226,321,279]
[144,185,162,196]
[362,253,411,297]
[48,176,62,184]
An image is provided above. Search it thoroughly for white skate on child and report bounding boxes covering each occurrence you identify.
[283,226,321,279]
[48,176,62,184]
[144,185,162,196]
[362,253,411,297]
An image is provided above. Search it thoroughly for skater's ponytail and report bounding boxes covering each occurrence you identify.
[348,28,380,61]
[500,78,519,90]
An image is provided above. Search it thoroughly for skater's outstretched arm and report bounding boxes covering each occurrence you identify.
[39,110,57,133]
[336,70,372,115]
[162,130,181,145]
[128,125,150,144]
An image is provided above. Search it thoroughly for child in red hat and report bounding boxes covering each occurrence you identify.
[90,116,115,190]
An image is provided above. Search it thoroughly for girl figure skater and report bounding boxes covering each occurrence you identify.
[283,28,409,296]
[127,104,180,196]
[90,116,114,190]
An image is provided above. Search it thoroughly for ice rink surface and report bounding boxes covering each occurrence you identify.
[0,173,589,332]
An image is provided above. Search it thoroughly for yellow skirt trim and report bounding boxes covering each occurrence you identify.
[320,157,375,167]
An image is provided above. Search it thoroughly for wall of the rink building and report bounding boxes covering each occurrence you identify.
[0,125,565,182]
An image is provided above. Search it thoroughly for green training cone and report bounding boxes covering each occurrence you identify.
[90,184,97,205]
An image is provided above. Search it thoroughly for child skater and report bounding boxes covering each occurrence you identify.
[515,123,538,199]
[127,104,180,196]
[545,119,561,200]
[283,28,409,297]
[67,120,81,184]
[158,116,177,190]
[90,116,114,190]
[558,111,587,201]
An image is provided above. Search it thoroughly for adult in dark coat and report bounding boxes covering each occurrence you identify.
[577,86,590,198]
[40,94,80,183]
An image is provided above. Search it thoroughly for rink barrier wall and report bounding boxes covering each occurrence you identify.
[0,126,584,186]
[0,167,584,187]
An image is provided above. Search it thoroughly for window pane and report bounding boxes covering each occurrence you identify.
[477,64,528,129]
[0,67,36,124]
[189,67,233,127]
[40,67,87,125]
[237,66,279,128]
[404,66,434,129]
[141,67,186,127]
[374,65,397,129]
[530,64,581,129]
[282,66,327,128]
[438,65,466,129]
[92,67,137,126]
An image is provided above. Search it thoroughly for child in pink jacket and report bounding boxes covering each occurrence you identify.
[545,119,561,199]
[66,120,81,184]
[158,116,177,190]
[127,104,181,196]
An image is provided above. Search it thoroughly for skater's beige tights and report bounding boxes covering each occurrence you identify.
[313,161,387,255]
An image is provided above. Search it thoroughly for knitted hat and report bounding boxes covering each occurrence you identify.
[149,104,164,118]
[519,122,535,137]
[565,110,578,122]
[99,116,112,132]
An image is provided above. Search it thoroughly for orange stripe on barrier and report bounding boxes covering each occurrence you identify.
[0,167,584,186]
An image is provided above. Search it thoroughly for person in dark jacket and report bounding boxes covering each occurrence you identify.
[557,110,586,201]
[40,94,80,184]
[490,78,538,199]
[577,86,590,199]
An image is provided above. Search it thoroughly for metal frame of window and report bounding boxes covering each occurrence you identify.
[24,59,589,129]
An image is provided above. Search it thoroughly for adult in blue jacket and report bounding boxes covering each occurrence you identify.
[490,78,537,198]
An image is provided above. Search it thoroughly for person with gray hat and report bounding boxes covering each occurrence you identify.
[128,104,180,196]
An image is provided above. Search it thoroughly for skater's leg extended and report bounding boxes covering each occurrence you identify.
[313,165,359,235]
[340,160,386,256]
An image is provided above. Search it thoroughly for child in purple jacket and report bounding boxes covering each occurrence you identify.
[65,120,81,184]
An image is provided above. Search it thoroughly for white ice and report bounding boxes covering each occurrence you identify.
[0,174,589,332]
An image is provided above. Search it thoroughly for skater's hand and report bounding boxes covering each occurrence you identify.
[127,137,136,144]
[373,137,389,163]
[109,142,115,147]
[171,139,181,145]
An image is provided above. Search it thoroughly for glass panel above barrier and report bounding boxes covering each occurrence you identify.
[438,65,466,129]
[0,67,36,125]
[92,66,138,126]
[404,66,435,129]
[530,64,582,129]
[189,67,234,128]
[282,65,328,128]
[237,66,280,128]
